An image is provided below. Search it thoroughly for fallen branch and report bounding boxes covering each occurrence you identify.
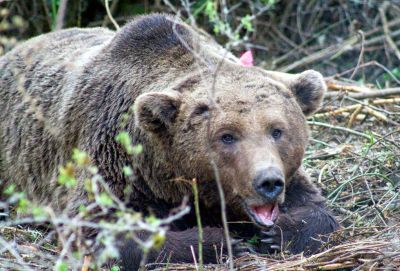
[325,87,400,99]
[325,79,371,93]
[379,2,400,60]
[314,97,400,124]
[307,121,371,139]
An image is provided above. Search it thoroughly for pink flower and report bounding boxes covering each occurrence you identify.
[239,50,254,67]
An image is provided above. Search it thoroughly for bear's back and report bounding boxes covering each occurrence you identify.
[0,27,115,206]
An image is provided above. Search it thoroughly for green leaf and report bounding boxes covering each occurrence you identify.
[111,266,121,271]
[17,197,30,213]
[58,163,77,187]
[133,144,143,154]
[98,192,113,206]
[123,166,133,176]
[4,183,16,195]
[72,149,90,166]
[56,262,68,271]
[32,206,46,219]
[241,15,254,32]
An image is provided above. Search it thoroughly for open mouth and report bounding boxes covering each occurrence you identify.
[247,203,279,227]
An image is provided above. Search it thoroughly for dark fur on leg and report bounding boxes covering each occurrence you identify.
[259,169,339,255]
[119,227,250,270]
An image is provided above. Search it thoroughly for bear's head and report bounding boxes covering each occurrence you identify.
[134,67,325,228]
[116,14,325,227]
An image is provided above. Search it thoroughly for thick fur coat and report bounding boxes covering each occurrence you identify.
[0,14,338,269]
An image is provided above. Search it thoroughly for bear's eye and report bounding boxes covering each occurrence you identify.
[221,134,237,145]
[271,129,282,140]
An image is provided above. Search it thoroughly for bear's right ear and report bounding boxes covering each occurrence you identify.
[134,91,182,134]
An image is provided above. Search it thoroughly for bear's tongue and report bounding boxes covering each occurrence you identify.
[252,203,279,227]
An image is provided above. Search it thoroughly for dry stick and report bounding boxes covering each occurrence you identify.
[308,121,371,139]
[104,0,120,30]
[81,255,91,271]
[55,0,68,30]
[331,61,400,85]
[207,58,234,270]
[273,16,400,68]
[325,87,400,99]
[363,107,389,123]
[278,21,400,72]
[349,30,365,80]
[315,97,400,123]
[317,97,400,119]
[347,104,363,127]
[102,0,119,27]
[191,179,203,270]
[379,2,400,60]
[315,104,361,117]
[325,79,371,93]
[279,35,359,72]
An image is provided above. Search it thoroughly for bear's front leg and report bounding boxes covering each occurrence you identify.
[258,169,339,255]
[119,227,254,270]
[259,202,339,254]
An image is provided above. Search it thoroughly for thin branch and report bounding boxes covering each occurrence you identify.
[325,87,400,99]
[102,0,119,28]
[379,2,400,60]
[55,0,68,30]
[350,30,365,80]
[308,121,372,139]
[104,0,120,30]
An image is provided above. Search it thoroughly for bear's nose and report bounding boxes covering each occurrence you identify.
[253,167,284,202]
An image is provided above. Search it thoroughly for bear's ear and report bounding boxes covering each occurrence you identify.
[288,70,326,116]
[134,91,182,134]
[262,69,326,116]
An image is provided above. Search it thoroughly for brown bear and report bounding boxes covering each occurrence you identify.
[0,14,339,269]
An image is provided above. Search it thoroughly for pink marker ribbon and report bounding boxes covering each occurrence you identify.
[239,50,254,67]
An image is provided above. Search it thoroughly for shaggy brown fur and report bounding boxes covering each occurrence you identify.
[0,14,338,269]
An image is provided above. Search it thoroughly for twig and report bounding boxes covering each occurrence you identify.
[325,79,370,93]
[316,97,400,117]
[347,104,363,127]
[350,30,365,80]
[207,55,234,271]
[190,245,198,271]
[55,0,68,30]
[102,0,119,28]
[191,179,203,270]
[104,0,120,30]
[379,2,400,60]
[81,255,91,271]
[308,121,372,139]
[331,61,400,85]
[325,87,400,99]
[279,35,359,72]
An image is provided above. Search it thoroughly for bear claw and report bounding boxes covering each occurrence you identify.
[232,238,257,257]
[260,238,275,244]
[260,229,282,253]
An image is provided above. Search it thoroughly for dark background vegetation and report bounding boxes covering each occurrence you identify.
[2,0,400,80]
[0,0,399,270]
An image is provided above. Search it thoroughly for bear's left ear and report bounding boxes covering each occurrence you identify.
[134,91,182,134]
[288,70,326,116]
[262,69,326,116]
